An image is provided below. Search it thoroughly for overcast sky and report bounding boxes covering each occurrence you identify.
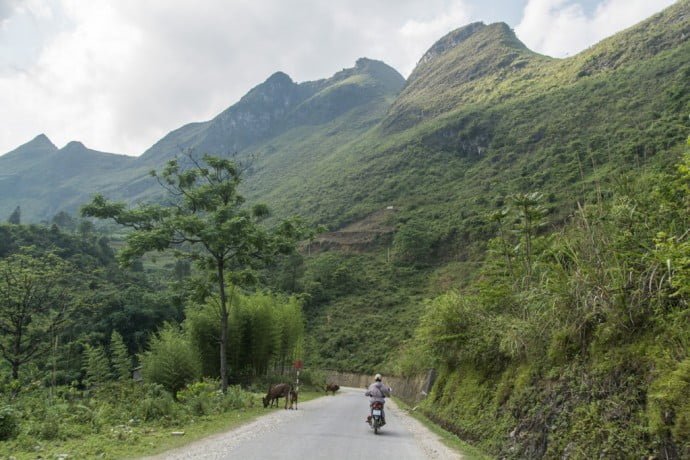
[0,0,676,156]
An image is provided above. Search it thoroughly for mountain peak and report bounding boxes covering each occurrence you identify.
[417,22,486,66]
[61,140,86,151]
[326,57,405,94]
[355,57,385,69]
[265,71,294,86]
[29,133,57,150]
[1,133,57,159]
[415,21,529,72]
[386,21,540,132]
[238,71,297,104]
[16,133,57,152]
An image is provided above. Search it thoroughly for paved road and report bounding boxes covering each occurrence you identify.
[143,387,462,460]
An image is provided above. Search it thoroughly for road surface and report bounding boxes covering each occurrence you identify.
[142,386,463,459]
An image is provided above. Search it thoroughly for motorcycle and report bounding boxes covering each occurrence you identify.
[368,401,385,434]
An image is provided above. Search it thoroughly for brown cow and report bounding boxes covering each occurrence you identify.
[287,388,298,410]
[263,383,292,409]
[325,383,339,395]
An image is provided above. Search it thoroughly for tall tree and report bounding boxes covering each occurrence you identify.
[510,192,547,280]
[109,330,131,381]
[7,206,20,225]
[82,343,110,388]
[0,250,75,380]
[82,153,305,392]
[51,211,76,232]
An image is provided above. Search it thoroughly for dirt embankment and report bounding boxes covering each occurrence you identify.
[306,207,397,253]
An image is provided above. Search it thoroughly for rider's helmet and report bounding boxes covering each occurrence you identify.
[375,373,382,381]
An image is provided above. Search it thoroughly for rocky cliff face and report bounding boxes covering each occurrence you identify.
[415,22,486,69]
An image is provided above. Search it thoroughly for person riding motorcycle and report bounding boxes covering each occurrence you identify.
[365,373,392,425]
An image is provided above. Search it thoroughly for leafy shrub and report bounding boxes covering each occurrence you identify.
[648,358,690,455]
[392,218,439,266]
[178,380,254,415]
[28,405,65,441]
[177,380,219,416]
[140,323,201,399]
[138,384,177,422]
[221,385,254,411]
[83,401,118,434]
[0,406,19,440]
[39,414,61,440]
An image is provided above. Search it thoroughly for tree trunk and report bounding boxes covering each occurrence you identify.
[218,260,229,393]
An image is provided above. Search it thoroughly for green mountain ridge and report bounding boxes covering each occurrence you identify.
[0,136,135,220]
[0,58,406,221]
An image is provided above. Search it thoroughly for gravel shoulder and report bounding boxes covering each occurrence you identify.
[385,396,464,459]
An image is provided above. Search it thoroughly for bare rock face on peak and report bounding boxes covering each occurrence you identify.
[415,21,487,68]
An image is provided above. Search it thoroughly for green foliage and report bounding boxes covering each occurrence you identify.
[303,250,428,373]
[51,210,76,231]
[82,153,307,392]
[140,324,201,399]
[408,146,690,457]
[0,249,77,381]
[177,379,253,416]
[0,378,264,457]
[0,406,19,441]
[0,5,687,457]
[0,222,174,386]
[413,292,503,370]
[82,344,111,388]
[109,331,132,381]
[648,358,690,454]
[138,383,178,422]
[392,218,439,266]
[186,290,305,380]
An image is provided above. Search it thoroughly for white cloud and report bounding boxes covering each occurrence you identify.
[515,0,676,57]
[0,0,474,156]
[0,0,19,24]
[398,2,472,73]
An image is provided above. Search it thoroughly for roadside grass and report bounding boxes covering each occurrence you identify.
[393,397,493,460]
[0,392,323,460]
